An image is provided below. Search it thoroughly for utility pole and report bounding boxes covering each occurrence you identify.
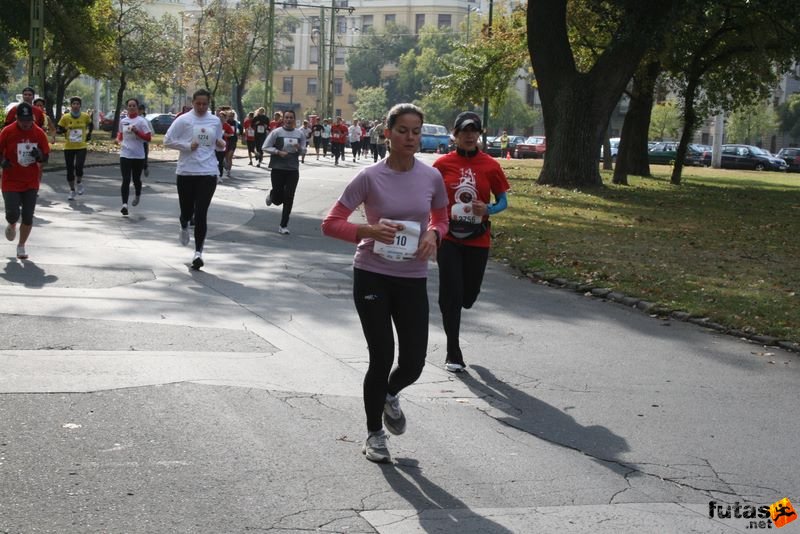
[481,0,494,147]
[28,0,45,93]
[319,6,327,117]
[327,0,336,120]
[264,0,276,112]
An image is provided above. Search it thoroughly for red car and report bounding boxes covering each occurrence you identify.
[516,136,546,159]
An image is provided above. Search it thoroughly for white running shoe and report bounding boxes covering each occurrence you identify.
[16,245,28,259]
[265,193,273,206]
[445,361,466,373]
[362,430,391,463]
[278,226,290,235]
[191,251,204,270]
[132,195,140,207]
[68,190,75,201]
[5,224,16,241]
[179,226,190,246]
[383,393,406,435]
[77,183,84,195]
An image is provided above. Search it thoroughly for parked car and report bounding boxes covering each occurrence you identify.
[146,113,176,134]
[776,147,800,172]
[516,136,546,159]
[701,144,788,171]
[648,141,703,166]
[99,111,117,131]
[419,123,450,153]
[599,137,620,160]
[485,135,526,158]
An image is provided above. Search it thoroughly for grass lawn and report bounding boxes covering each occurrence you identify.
[493,158,800,345]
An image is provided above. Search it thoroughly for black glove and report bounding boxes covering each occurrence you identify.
[0,159,11,169]
[30,147,43,162]
[85,132,92,142]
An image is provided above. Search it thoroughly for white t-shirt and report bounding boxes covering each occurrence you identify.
[119,115,151,159]
[163,110,224,175]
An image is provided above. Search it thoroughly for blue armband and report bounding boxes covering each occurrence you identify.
[486,192,508,215]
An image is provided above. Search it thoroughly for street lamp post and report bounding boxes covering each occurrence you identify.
[264,0,276,112]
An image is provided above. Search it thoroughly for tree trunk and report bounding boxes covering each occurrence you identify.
[670,78,699,185]
[112,71,127,139]
[529,0,676,188]
[613,60,661,184]
[602,128,613,171]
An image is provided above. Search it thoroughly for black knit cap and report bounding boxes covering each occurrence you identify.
[16,102,34,121]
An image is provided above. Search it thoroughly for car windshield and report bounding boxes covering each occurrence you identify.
[749,146,768,156]
[525,137,544,144]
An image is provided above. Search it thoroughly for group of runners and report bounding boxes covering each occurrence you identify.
[2,91,511,464]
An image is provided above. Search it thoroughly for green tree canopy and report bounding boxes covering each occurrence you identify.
[726,101,779,146]
[353,86,387,121]
[345,24,415,89]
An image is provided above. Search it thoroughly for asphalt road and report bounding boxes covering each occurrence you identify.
[0,153,798,533]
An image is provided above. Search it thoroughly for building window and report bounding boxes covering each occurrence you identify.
[283,45,295,64]
[334,78,343,96]
[310,45,319,64]
[282,77,293,94]
[307,78,318,95]
[335,0,348,6]
[284,0,297,6]
[337,18,347,34]
[362,15,373,32]
[415,14,425,34]
[335,47,346,65]
[347,94,356,104]
[385,14,396,26]
[437,14,451,28]
[335,108,342,118]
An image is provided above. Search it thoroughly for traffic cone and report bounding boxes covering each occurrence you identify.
[506,150,511,160]
[436,146,441,154]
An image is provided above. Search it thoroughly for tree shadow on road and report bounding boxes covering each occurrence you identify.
[1,259,59,288]
[377,458,513,534]
[460,364,632,476]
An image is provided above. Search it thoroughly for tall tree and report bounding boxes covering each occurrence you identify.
[778,93,800,143]
[353,86,387,120]
[612,60,661,184]
[726,101,779,146]
[395,26,458,103]
[109,0,180,136]
[433,4,529,119]
[1,0,114,121]
[661,0,800,184]
[528,0,678,187]
[182,0,230,110]
[345,24,415,90]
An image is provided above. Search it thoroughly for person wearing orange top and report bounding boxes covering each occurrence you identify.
[330,116,349,166]
[1,102,50,260]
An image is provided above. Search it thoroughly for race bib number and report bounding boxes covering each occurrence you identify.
[193,126,213,147]
[283,138,299,153]
[256,125,266,133]
[69,129,83,143]
[372,219,420,261]
[16,143,36,167]
[246,127,255,137]
[313,130,320,137]
[451,202,481,225]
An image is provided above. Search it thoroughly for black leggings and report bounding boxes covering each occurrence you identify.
[268,168,299,227]
[215,150,225,176]
[64,148,87,184]
[119,157,144,204]
[177,175,217,252]
[353,268,429,432]
[437,240,490,363]
[3,189,38,226]
[255,134,267,163]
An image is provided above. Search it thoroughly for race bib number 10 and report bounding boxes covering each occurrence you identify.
[373,219,420,261]
[16,143,36,167]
